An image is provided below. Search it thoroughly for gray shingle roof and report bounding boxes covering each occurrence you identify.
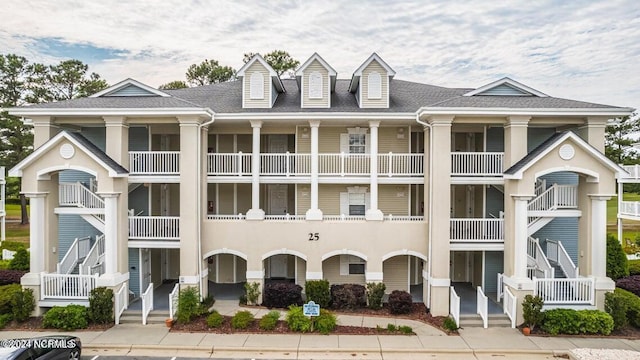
[65,131,128,175]
[504,131,567,175]
[16,78,624,113]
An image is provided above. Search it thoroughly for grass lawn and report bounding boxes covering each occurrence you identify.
[5,203,29,219]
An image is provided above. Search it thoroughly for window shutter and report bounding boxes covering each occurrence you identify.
[340,192,348,215]
[340,133,349,153]
[340,255,349,275]
[368,72,381,99]
[365,192,371,211]
[250,72,264,99]
[309,72,323,99]
[365,134,371,154]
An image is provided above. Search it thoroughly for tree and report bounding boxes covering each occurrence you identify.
[158,80,188,90]
[185,59,235,86]
[30,59,108,100]
[243,50,300,78]
[605,112,640,165]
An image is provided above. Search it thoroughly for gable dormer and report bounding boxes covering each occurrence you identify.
[463,77,548,97]
[90,78,170,97]
[348,53,395,109]
[236,54,285,109]
[295,53,337,108]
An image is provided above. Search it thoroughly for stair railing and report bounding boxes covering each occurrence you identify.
[57,236,91,274]
[527,237,554,278]
[168,283,180,320]
[546,239,578,278]
[476,286,488,328]
[142,283,154,325]
[79,235,105,275]
[114,283,128,325]
[449,286,460,328]
[59,182,104,209]
[528,184,578,212]
[503,287,517,328]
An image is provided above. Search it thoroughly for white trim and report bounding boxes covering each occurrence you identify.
[381,249,427,262]
[367,72,382,100]
[295,53,337,76]
[127,241,180,249]
[429,277,451,287]
[463,77,548,97]
[306,271,323,280]
[246,270,264,279]
[36,165,97,179]
[352,53,396,77]
[236,54,284,92]
[534,166,600,182]
[321,249,368,262]
[90,78,170,98]
[8,108,213,117]
[214,112,416,120]
[9,131,128,178]
[249,72,265,100]
[202,248,248,260]
[262,249,308,261]
[417,107,633,117]
[365,272,383,282]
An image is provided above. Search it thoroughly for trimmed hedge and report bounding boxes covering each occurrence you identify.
[43,305,88,330]
[0,270,27,285]
[330,284,366,310]
[88,287,114,324]
[607,234,629,280]
[541,308,613,335]
[607,288,640,329]
[8,249,29,271]
[263,282,303,308]
[629,260,640,276]
[616,275,640,297]
[388,290,413,314]
[305,280,330,308]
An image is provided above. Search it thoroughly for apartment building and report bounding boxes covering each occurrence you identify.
[8,53,635,326]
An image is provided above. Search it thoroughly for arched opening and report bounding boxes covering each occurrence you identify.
[382,254,425,302]
[322,254,366,286]
[206,252,247,300]
[263,253,307,286]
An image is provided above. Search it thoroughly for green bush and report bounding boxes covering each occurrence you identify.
[259,310,280,330]
[443,317,458,332]
[398,325,413,334]
[387,323,397,331]
[0,242,25,252]
[0,284,22,315]
[305,280,330,308]
[244,282,260,306]
[607,234,629,280]
[10,288,34,322]
[0,260,11,270]
[206,311,224,328]
[522,295,544,331]
[611,288,640,328]
[315,309,337,334]
[605,291,628,330]
[42,305,88,330]
[366,282,386,310]
[542,309,613,335]
[231,310,254,329]
[88,287,114,324]
[0,313,11,329]
[199,295,215,314]
[630,259,640,276]
[286,305,311,332]
[176,287,201,323]
[8,249,29,271]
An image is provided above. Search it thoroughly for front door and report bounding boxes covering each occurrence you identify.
[269,255,288,279]
[451,251,468,282]
[268,184,288,215]
[140,248,152,292]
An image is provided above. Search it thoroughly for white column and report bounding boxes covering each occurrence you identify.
[513,195,532,279]
[246,120,265,220]
[102,193,119,275]
[26,193,46,273]
[591,195,610,278]
[366,121,383,221]
[617,182,623,244]
[306,120,323,220]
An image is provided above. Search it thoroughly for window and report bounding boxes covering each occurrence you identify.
[249,72,264,99]
[348,193,366,215]
[340,186,370,216]
[367,71,381,99]
[340,255,366,275]
[309,71,323,99]
[340,128,369,154]
[349,134,366,154]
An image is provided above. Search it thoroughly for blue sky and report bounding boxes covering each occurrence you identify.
[1,0,639,110]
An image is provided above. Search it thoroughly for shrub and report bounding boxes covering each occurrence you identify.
[612,288,640,328]
[305,280,330,308]
[398,325,413,334]
[541,308,613,335]
[42,305,88,330]
[0,260,10,270]
[0,241,26,252]
[607,234,629,280]
[206,311,224,328]
[10,288,34,322]
[366,282,386,310]
[286,305,311,332]
[263,282,303,308]
[0,284,22,315]
[605,291,628,330]
[259,310,280,330]
[630,259,640,276]
[231,310,254,329]
[244,282,261,306]
[388,290,412,314]
[238,294,247,305]
[0,270,27,286]
[176,287,201,323]
[88,287,114,324]
[8,249,29,271]
[616,275,640,297]
[199,295,215,314]
[522,295,544,330]
[443,317,458,332]
[330,284,366,310]
[387,323,397,332]
[315,309,337,334]
[0,313,11,329]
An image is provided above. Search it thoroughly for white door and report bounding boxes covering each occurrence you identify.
[140,248,152,292]
[268,184,288,215]
[269,255,288,278]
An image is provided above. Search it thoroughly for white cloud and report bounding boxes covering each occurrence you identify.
[1,0,638,109]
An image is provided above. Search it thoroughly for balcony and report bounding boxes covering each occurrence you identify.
[128,216,179,240]
[207,214,424,222]
[451,152,504,177]
[450,218,504,249]
[129,151,180,175]
[620,201,640,219]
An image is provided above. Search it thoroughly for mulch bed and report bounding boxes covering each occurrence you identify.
[2,317,113,332]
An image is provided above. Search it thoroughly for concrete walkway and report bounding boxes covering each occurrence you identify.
[1,300,640,359]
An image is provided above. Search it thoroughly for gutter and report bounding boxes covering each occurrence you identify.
[196,112,215,299]
[415,113,433,309]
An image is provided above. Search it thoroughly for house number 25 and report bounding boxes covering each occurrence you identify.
[308,233,319,241]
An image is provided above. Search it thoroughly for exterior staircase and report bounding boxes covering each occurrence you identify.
[459,313,512,328]
[118,309,167,324]
[59,182,105,232]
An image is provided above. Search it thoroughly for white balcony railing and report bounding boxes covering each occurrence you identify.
[319,153,370,175]
[129,216,179,240]
[620,201,640,217]
[59,182,104,209]
[207,214,425,222]
[449,286,460,327]
[260,153,311,176]
[534,277,594,305]
[476,286,488,328]
[129,151,180,175]
[40,273,98,299]
[451,152,504,176]
[450,218,504,241]
[378,153,423,176]
[57,236,91,275]
[622,164,640,179]
[208,153,251,176]
[114,283,128,325]
[528,184,578,212]
[142,282,154,325]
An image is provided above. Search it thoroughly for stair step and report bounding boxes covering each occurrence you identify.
[459,314,513,328]
[119,310,168,324]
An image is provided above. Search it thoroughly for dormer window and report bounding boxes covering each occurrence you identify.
[367,72,381,99]
[250,72,264,99]
[309,71,323,99]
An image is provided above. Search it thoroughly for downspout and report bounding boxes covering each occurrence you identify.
[197,111,215,299]
[415,113,434,309]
